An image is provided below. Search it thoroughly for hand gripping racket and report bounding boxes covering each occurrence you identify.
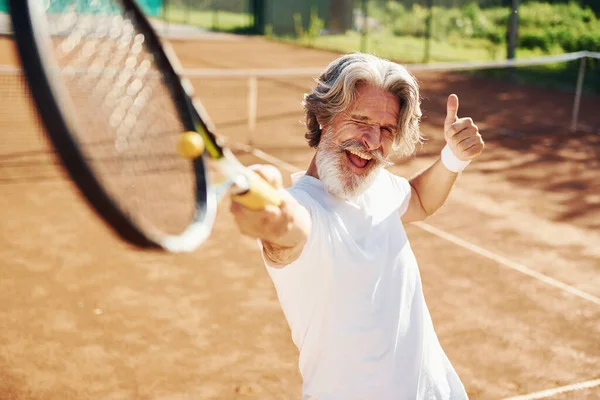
[9,0,281,252]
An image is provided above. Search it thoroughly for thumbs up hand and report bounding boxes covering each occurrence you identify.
[443,94,484,162]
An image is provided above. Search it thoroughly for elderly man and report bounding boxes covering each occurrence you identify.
[231,53,484,399]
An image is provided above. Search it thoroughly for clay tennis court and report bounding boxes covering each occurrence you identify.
[0,32,599,400]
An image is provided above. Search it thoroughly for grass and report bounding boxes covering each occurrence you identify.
[160,7,253,32]
[270,29,599,94]
[292,30,552,64]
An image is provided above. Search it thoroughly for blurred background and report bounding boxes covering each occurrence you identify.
[0,1,598,399]
[2,0,597,93]
[98,0,600,93]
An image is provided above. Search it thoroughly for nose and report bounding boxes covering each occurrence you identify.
[361,124,381,151]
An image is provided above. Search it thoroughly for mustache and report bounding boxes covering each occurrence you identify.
[337,140,393,167]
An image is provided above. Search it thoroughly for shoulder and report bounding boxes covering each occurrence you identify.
[365,168,412,216]
[287,173,329,216]
[376,168,411,197]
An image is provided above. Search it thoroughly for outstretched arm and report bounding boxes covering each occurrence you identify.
[230,165,311,267]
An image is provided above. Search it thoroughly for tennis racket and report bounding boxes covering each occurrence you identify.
[9,0,281,252]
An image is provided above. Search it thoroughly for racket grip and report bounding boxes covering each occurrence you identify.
[232,171,283,210]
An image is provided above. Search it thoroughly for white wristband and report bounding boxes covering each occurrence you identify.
[441,144,471,173]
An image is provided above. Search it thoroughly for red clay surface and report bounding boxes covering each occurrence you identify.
[1,35,599,400]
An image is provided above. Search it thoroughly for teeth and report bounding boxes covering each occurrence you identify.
[348,149,372,160]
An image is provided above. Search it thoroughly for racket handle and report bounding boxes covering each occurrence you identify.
[232,171,283,210]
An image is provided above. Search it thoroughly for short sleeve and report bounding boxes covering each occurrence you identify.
[387,170,412,217]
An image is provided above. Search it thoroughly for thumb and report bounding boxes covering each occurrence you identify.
[444,94,459,132]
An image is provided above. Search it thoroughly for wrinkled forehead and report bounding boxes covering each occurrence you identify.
[346,82,400,122]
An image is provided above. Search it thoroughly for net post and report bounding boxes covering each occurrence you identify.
[185,0,191,24]
[507,0,519,61]
[423,0,433,63]
[163,0,170,37]
[360,0,367,53]
[570,57,586,133]
[248,75,258,144]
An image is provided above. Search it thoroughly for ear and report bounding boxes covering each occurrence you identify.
[315,115,325,131]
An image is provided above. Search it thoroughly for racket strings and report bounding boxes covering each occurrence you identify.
[43,0,198,235]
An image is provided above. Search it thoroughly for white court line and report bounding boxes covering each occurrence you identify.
[502,378,600,400]
[233,144,300,173]
[235,143,600,307]
[415,222,600,306]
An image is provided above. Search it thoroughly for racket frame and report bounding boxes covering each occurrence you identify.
[9,0,218,251]
[121,0,282,214]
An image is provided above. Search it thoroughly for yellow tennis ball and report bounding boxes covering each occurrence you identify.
[177,131,205,159]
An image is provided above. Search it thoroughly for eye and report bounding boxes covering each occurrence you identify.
[382,127,396,138]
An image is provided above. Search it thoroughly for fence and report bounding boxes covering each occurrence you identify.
[150,0,600,72]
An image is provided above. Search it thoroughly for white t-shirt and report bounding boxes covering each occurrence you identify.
[260,168,467,400]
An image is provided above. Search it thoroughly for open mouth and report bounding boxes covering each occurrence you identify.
[345,149,372,170]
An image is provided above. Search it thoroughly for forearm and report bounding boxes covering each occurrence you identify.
[409,157,459,217]
[261,202,311,266]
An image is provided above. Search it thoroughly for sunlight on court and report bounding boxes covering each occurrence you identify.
[0,6,599,399]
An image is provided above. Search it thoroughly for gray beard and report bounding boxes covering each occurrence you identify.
[315,133,383,200]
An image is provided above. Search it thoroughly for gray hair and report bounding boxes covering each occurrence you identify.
[302,53,423,158]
